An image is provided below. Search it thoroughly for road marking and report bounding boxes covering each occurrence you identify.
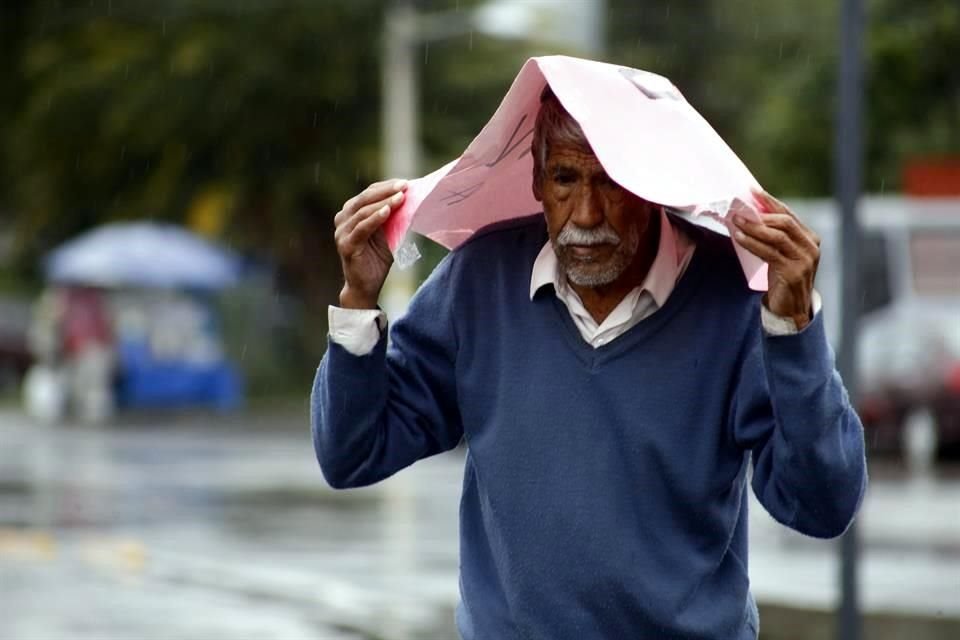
[0,527,57,560]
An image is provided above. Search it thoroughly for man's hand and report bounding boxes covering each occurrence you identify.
[732,190,820,331]
[334,179,408,309]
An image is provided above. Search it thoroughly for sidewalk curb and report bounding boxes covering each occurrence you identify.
[758,602,960,640]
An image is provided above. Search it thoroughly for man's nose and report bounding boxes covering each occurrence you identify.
[570,186,604,229]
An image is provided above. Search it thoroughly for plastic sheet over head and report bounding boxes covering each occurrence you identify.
[392,237,422,271]
[385,55,769,291]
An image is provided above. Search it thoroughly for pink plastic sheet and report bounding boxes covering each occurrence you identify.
[384,55,769,290]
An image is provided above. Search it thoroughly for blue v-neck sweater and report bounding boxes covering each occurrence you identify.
[312,215,867,639]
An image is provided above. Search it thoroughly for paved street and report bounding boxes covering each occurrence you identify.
[1,409,958,639]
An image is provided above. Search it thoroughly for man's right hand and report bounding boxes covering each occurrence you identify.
[334,179,408,309]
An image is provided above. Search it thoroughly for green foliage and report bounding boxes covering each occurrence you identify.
[607,0,960,195]
[0,0,541,377]
[6,2,386,282]
[866,0,960,190]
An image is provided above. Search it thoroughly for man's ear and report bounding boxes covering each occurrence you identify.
[532,171,543,201]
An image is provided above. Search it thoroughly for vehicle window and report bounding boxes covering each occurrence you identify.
[859,230,891,315]
[910,229,960,296]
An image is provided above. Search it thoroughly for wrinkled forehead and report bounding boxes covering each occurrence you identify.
[546,143,605,173]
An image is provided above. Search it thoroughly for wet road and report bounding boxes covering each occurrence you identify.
[1,409,958,639]
[0,410,461,639]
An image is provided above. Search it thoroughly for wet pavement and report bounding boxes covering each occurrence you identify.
[1,409,958,639]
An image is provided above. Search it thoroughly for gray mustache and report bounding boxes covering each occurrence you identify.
[557,223,620,246]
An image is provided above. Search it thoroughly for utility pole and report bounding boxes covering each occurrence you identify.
[835,0,864,638]
[382,0,420,184]
[380,0,420,321]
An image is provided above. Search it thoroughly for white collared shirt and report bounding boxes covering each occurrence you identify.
[529,208,695,348]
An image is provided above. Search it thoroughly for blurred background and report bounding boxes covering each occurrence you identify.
[0,1,957,638]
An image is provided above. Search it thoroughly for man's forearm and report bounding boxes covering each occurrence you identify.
[755,311,867,538]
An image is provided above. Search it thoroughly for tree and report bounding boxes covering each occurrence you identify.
[3,0,537,364]
[0,1,32,221]
[606,0,960,196]
[865,0,960,191]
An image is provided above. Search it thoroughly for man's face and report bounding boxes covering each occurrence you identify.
[536,143,653,288]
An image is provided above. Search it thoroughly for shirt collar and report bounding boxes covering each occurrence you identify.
[529,208,680,306]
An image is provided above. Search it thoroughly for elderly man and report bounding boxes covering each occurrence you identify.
[312,88,866,639]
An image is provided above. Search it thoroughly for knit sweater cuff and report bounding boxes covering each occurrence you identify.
[761,310,842,441]
[324,330,389,382]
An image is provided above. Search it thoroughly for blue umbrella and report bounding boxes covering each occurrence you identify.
[45,222,241,290]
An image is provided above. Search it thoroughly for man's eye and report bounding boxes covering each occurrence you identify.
[553,172,575,185]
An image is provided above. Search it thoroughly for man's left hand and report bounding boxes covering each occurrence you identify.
[732,190,820,331]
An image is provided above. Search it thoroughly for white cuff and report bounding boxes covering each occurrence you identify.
[328,306,387,356]
[761,289,822,336]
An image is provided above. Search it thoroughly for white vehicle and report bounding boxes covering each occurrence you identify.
[790,196,960,459]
